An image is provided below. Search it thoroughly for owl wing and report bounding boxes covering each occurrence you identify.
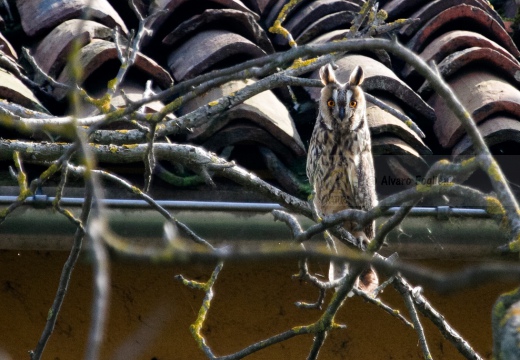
[355,149,377,210]
[356,149,377,238]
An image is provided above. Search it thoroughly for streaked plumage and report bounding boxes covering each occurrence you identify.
[307,64,378,293]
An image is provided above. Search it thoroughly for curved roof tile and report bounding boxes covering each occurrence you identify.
[16,0,128,37]
[295,11,355,45]
[149,0,258,37]
[406,4,520,57]
[162,9,274,53]
[180,79,305,157]
[453,117,520,156]
[431,70,520,148]
[33,19,113,79]
[398,0,504,39]
[366,99,431,155]
[54,39,172,100]
[273,0,359,46]
[0,68,46,111]
[167,29,267,81]
[418,47,520,96]
[402,30,518,84]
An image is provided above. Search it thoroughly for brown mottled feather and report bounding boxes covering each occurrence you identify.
[307,64,378,294]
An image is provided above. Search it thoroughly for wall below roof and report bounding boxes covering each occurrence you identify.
[0,250,511,359]
[0,203,510,259]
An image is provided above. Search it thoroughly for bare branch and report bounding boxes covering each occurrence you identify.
[402,290,432,359]
[394,276,483,360]
[30,179,92,360]
[352,288,414,329]
[0,151,32,225]
[175,261,224,359]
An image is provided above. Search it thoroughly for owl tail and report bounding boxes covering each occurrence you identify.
[358,266,379,295]
[329,262,379,297]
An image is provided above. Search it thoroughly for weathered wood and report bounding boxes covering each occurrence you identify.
[162,9,274,53]
[180,79,305,157]
[53,39,173,100]
[32,19,113,79]
[406,4,520,57]
[430,70,520,148]
[167,30,267,81]
[16,0,128,37]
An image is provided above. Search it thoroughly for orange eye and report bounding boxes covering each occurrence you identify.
[327,99,335,107]
[349,100,357,108]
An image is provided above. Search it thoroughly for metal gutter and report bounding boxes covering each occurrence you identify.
[0,195,491,216]
[0,195,507,259]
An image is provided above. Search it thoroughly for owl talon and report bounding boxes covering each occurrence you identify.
[356,236,369,251]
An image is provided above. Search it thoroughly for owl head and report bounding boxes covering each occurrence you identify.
[319,64,366,132]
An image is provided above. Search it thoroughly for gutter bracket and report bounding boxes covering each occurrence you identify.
[32,187,49,209]
[436,206,451,220]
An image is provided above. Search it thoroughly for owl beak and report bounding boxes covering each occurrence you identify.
[338,107,346,120]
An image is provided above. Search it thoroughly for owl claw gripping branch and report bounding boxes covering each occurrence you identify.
[306,64,379,295]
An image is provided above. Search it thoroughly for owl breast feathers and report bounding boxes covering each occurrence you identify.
[306,63,377,239]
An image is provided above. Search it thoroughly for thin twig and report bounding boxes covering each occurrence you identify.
[352,288,414,329]
[394,276,483,360]
[30,181,92,360]
[67,164,215,249]
[402,290,432,359]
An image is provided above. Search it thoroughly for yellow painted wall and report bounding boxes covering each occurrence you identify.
[0,251,510,359]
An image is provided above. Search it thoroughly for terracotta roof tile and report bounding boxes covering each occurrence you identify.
[453,116,520,156]
[294,10,355,45]
[430,70,520,149]
[162,9,274,53]
[32,19,113,79]
[366,99,431,155]
[2,0,520,195]
[149,0,258,41]
[272,0,360,46]
[418,47,520,96]
[402,30,519,86]
[0,32,16,60]
[16,0,128,37]
[0,67,45,111]
[406,4,520,57]
[167,29,268,81]
[398,0,504,39]
[180,79,305,158]
[53,39,172,100]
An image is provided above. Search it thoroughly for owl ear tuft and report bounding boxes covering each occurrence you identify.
[319,64,336,85]
[349,66,364,86]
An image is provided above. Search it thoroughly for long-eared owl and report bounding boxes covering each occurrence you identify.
[306,64,378,293]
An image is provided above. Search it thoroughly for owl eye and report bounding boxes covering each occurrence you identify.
[327,99,335,107]
[349,100,357,108]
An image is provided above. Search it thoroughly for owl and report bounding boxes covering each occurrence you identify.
[306,63,378,294]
